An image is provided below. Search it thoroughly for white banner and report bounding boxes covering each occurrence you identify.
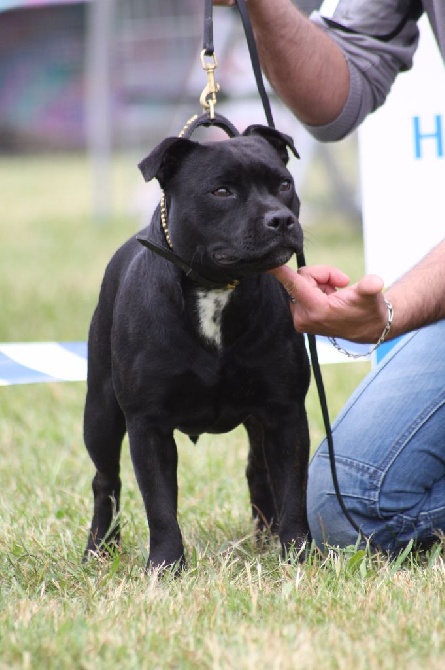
[359,16,445,287]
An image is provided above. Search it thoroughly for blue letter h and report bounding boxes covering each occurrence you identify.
[413,115,443,159]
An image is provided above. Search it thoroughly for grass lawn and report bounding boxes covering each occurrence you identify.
[0,152,444,670]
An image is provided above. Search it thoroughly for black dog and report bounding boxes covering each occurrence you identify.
[83,124,311,571]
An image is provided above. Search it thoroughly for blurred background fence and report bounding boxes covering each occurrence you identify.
[0,1,323,150]
[0,0,360,220]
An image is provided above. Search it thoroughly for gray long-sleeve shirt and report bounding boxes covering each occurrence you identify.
[307,0,445,141]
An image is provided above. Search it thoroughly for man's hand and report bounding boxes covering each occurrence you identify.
[269,264,388,344]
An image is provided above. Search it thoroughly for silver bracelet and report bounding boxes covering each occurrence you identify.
[328,297,394,359]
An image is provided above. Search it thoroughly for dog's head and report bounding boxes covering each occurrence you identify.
[138,125,303,283]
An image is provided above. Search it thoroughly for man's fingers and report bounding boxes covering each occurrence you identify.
[269,265,315,299]
[269,266,326,310]
[269,264,350,297]
[298,265,350,288]
[269,264,299,293]
[356,274,385,297]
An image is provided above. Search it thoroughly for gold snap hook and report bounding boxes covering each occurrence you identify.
[200,49,220,119]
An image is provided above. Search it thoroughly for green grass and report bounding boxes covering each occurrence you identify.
[1,153,444,670]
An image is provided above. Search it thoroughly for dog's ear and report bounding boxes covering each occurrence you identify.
[138,137,199,186]
[242,125,300,163]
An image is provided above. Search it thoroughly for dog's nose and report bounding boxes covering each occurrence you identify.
[264,211,296,232]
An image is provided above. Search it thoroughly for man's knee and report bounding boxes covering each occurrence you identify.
[307,448,364,549]
[307,446,445,552]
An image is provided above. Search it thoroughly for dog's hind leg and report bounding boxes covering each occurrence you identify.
[83,376,126,560]
[263,412,310,557]
[245,412,310,557]
[244,415,279,538]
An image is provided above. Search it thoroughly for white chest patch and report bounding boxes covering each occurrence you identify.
[195,288,233,349]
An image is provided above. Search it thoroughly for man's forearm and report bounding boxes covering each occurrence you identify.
[244,0,350,125]
[386,240,445,339]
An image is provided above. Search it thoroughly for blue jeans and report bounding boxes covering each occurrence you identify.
[307,320,445,552]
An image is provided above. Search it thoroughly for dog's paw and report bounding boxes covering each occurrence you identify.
[281,535,311,564]
[146,554,186,578]
[82,528,122,564]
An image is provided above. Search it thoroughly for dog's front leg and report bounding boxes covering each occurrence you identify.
[126,416,185,572]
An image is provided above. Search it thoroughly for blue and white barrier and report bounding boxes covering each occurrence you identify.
[0,338,374,387]
[0,342,87,386]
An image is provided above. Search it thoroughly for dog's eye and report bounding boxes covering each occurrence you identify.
[212,187,232,197]
[279,179,292,192]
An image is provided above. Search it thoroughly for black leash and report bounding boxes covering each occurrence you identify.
[231,0,275,128]
[227,0,365,541]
